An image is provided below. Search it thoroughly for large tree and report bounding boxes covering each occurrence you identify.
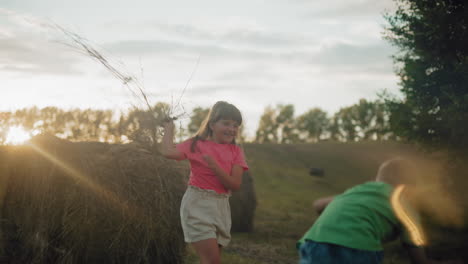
[255,106,279,143]
[187,107,210,137]
[384,0,468,151]
[329,99,392,142]
[255,104,299,143]
[276,104,300,143]
[296,108,329,142]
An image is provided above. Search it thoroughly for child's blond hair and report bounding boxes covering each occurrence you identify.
[376,157,418,186]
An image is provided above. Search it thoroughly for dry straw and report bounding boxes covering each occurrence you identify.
[52,23,188,143]
[230,171,257,232]
[0,135,188,263]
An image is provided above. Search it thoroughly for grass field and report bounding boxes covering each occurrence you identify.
[185,141,419,264]
[2,140,464,263]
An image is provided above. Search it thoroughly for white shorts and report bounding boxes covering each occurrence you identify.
[180,185,231,247]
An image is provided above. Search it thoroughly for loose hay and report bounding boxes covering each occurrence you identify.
[230,171,257,233]
[0,135,187,263]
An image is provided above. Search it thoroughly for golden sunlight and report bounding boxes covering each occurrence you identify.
[391,185,426,246]
[5,126,32,145]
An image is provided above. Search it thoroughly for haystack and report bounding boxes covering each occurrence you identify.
[230,171,257,232]
[0,135,187,263]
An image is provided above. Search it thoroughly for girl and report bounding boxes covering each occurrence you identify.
[161,101,248,264]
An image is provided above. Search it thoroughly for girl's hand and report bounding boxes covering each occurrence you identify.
[160,119,184,160]
[163,120,175,132]
[202,154,243,191]
[202,154,219,170]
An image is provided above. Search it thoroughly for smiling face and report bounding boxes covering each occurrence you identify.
[209,119,239,144]
[193,101,243,147]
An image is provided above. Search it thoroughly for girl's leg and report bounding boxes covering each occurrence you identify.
[191,238,221,264]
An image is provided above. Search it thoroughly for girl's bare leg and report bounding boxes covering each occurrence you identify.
[191,238,221,264]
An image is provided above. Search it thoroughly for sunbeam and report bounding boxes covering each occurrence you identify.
[391,185,426,246]
[26,141,141,219]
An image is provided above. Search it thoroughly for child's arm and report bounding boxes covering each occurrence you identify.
[313,196,334,215]
[160,121,185,160]
[202,155,243,191]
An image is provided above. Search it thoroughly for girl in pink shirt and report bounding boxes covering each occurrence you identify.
[161,101,248,264]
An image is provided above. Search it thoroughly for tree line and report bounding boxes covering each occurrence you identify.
[0,98,393,145]
[0,103,171,146]
[254,99,392,143]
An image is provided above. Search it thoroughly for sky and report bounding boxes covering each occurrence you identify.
[0,0,400,139]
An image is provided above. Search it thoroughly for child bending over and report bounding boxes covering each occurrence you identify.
[297,158,463,264]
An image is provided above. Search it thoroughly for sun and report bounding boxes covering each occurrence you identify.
[5,126,32,145]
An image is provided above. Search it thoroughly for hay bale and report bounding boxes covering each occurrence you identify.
[230,171,257,232]
[309,167,325,177]
[0,147,9,261]
[0,135,187,263]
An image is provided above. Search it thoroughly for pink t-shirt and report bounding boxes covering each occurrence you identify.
[176,138,249,194]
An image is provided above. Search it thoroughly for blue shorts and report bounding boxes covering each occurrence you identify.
[298,240,384,264]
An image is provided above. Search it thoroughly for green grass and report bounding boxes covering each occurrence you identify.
[186,141,416,263]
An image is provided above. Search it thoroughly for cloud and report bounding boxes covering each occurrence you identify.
[101,36,396,97]
[103,38,224,57]
[297,0,397,18]
[0,36,83,75]
[0,9,83,75]
[100,14,396,74]
[103,19,319,50]
[307,41,397,72]
[213,67,282,84]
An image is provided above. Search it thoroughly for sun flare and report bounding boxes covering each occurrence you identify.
[5,126,32,145]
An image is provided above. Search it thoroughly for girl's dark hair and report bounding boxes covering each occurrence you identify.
[190,101,242,152]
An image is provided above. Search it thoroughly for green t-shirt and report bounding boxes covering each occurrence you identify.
[298,182,402,251]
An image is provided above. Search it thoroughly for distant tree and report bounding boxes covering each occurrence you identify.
[367,100,394,140]
[329,99,392,142]
[384,0,468,151]
[334,106,357,141]
[236,125,248,143]
[12,107,40,130]
[69,109,91,140]
[296,108,329,142]
[328,115,341,141]
[0,112,12,144]
[40,107,64,135]
[352,99,392,140]
[276,104,300,143]
[255,104,299,143]
[124,102,171,146]
[113,115,127,143]
[188,107,209,137]
[255,106,279,143]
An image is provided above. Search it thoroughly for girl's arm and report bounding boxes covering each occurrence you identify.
[160,121,185,160]
[313,196,334,215]
[202,155,243,191]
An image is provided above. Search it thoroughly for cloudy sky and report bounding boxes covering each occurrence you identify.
[1,0,400,138]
